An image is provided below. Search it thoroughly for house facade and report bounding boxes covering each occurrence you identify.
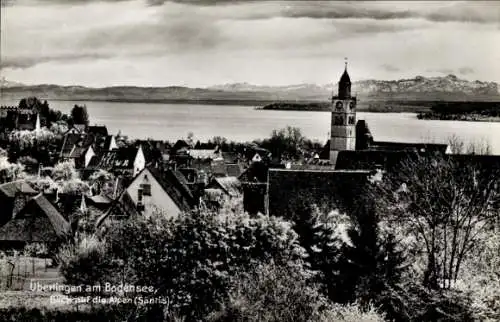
[101,167,197,222]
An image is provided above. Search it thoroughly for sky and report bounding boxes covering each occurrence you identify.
[1,0,499,87]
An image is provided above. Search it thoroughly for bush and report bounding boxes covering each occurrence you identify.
[209,261,386,322]
[61,210,308,320]
[373,283,474,322]
[208,261,327,322]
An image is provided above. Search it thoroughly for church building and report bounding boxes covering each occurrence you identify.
[329,61,357,165]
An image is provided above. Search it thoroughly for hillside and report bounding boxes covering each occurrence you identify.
[1,75,499,104]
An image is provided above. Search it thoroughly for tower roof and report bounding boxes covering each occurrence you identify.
[340,64,351,84]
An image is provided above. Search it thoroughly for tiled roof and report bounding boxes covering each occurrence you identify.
[226,163,243,177]
[173,140,191,151]
[60,133,94,158]
[370,141,449,153]
[0,180,37,198]
[69,146,89,159]
[88,146,138,170]
[210,177,242,197]
[334,150,420,171]
[147,167,196,213]
[204,188,224,200]
[0,194,71,242]
[212,160,227,177]
[189,149,220,160]
[178,168,197,183]
[94,135,115,153]
[238,162,285,183]
[32,194,71,238]
[96,190,140,227]
[222,152,238,164]
[267,169,372,219]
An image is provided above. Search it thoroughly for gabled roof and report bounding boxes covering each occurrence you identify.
[209,177,241,197]
[87,146,138,170]
[189,149,220,160]
[60,133,94,158]
[96,190,140,227]
[0,194,71,242]
[94,135,115,153]
[31,194,71,238]
[173,140,191,151]
[0,180,37,198]
[146,167,196,213]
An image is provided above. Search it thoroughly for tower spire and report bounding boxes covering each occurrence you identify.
[344,57,348,70]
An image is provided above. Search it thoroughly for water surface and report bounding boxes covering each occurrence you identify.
[3,100,499,154]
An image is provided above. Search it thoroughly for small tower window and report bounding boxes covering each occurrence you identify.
[334,116,344,125]
[349,102,356,110]
[335,101,343,110]
[348,116,356,125]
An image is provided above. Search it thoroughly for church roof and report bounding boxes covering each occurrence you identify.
[340,68,351,84]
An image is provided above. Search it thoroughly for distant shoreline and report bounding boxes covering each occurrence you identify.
[417,113,500,122]
[260,101,432,113]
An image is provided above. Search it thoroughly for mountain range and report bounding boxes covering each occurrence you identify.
[1,75,499,104]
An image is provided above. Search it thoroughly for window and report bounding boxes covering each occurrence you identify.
[349,102,356,110]
[334,116,344,125]
[348,116,356,125]
[335,101,343,110]
[138,188,144,202]
[140,183,151,196]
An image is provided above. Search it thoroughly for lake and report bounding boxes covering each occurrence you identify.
[3,100,500,154]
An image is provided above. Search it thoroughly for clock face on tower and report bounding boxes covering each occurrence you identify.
[335,101,343,110]
[349,101,356,110]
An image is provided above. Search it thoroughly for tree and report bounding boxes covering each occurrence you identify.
[372,154,500,289]
[70,104,89,126]
[88,169,115,196]
[0,154,26,184]
[258,126,306,161]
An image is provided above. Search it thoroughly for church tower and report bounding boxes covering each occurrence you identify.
[330,59,357,164]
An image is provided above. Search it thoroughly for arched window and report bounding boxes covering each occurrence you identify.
[348,116,355,125]
[334,116,344,125]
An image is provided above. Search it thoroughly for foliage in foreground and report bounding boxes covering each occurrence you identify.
[60,210,308,320]
[208,261,385,322]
